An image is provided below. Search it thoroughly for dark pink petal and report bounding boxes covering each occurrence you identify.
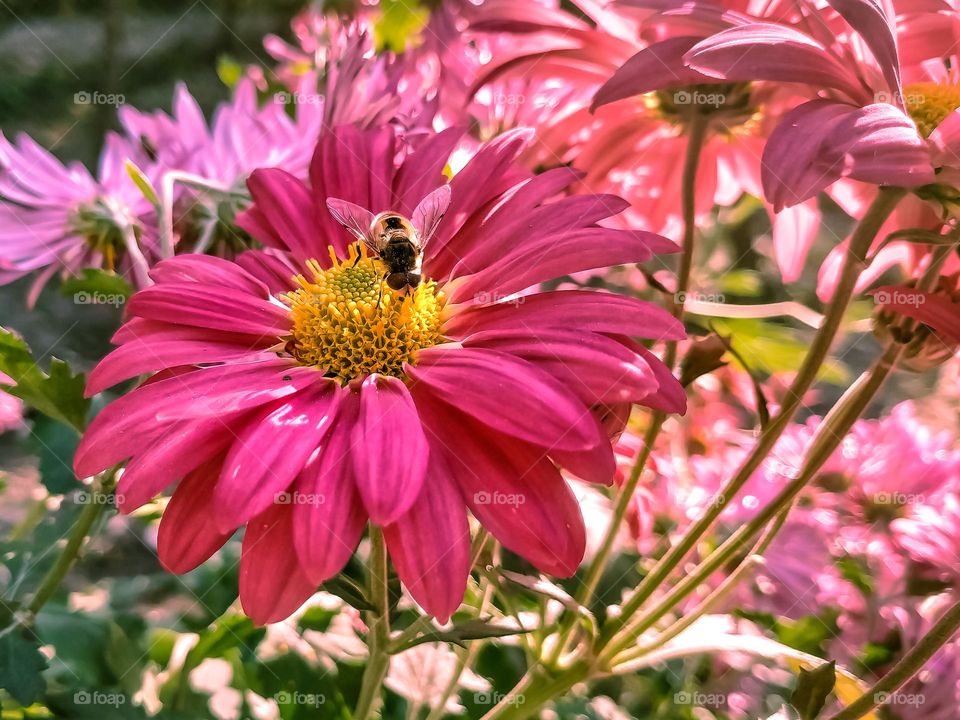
[293,389,367,584]
[630,343,687,415]
[116,412,245,511]
[87,340,269,396]
[148,254,270,296]
[444,290,685,342]
[246,168,323,262]
[384,453,470,623]
[464,329,659,405]
[156,363,323,420]
[394,127,463,214]
[214,383,340,532]
[310,125,396,217]
[685,23,869,103]
[449,225,677,300]
[352,375,428,525]
[408,347,599,452]
[74,361,301,477]
[872,287,960,343]
[417,396,586,576]
[127,283,291,337]
[240,503,317,625]
[593,37,719,110]
[236,249,300,294]
[157,458,235,574]
[235,204,285,249]
[550,438,616,485]
[827,0,901,99]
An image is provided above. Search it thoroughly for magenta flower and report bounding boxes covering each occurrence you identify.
[75,125,685,625]
[0,131,157,302]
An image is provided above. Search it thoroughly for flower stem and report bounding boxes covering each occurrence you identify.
[826,598,960,720]
[600,340,903,662]
[575,111,710,611]
[354,526,391,720]
[24,473,114,619]
[597,185,907,649]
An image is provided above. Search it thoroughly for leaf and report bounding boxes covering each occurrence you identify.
[711,327,771,429]
[60,268,134,304]
[679,333,728,387]
[0,329,90,432]
[792,660,836,720]
[30,415,82,494]
[124,160,160,208]
[321,576,373,612]
[391,617,534,652]
[879,227,958,251]
[0,630,48,706]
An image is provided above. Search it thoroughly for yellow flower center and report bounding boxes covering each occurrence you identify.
[282,245,445,382]
[903,81,960,137]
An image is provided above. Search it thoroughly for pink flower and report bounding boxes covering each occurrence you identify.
[893,494,960,583]
[75,125,685,625]
[0,131,157,302]
[685,1,954,210]
[0,371,23,434]
[468,0,820,281]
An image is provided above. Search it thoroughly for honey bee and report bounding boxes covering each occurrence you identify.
[326,185,451,293]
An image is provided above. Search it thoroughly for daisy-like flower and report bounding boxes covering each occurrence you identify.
[0,131,157,303]
[74,125,685,625]
[467,0,823,281]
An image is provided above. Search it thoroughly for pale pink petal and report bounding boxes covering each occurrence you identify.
[771,198,821,283]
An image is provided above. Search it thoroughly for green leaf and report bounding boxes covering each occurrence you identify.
[30,415,82,494]
[0,630,48,706]
[0,329,90,432]
[391,617,533,652]
[59,268,133,305]
[320,576,373,612]
[791,660,836,720]
[124,160,160,208]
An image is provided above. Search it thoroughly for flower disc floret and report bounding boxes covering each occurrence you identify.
[283,245,445,382]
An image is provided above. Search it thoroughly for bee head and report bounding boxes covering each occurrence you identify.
[372,212,416,241]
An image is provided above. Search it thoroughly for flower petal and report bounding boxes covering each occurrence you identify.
[240,503,317,625]
[213,383,340,532]
[384,453,470,623]
[352,375,429,525]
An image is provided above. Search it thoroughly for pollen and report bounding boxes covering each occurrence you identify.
[903,81,960,137]
[281,244,445,382]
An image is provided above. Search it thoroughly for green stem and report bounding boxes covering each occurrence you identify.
[601,341,903,662]
[826,598,960,720]
[354,527,391,720]
[479,663,592,720]
[24,474,114,618]
[598,186,907,649]
[574,111,710,613]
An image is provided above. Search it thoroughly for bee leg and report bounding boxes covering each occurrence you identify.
[352,242,363,266]
[376,272,387,310]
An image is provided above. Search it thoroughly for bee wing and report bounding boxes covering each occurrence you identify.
[326,198,379,251]
[411,185,452,251]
